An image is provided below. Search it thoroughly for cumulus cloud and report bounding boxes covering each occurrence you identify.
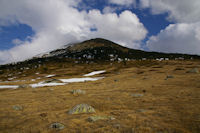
[147,23,200,55]
[103,6,118,14]
[0,0,147,64]
[88,10,147,48]
[109,0,136,7]
[139,0,200,55]
[140,0,200,23]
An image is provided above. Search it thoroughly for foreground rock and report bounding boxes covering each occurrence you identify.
[13,105,23,111]
[165,75,174,80]
[88,116,115,122]
[43,79,62,83]
[186,68,199,73]
[68,104,96,114]
[130,94,144,97]
[18,84,31,89]
[50,122,65,130]
[70,89,86,96]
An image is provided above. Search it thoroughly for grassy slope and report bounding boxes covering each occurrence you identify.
[0,60,200,133]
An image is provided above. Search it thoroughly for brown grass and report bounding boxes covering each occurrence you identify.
[0,60,200,133]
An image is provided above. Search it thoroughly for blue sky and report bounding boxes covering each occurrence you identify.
[0,0,199,64]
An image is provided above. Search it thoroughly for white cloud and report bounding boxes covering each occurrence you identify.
[0,0,147,64]
[103,6,118,14]
[147,22,200,55]
[140,0,200,23]
[109,0,136,6]
[88,10,147,48]
[139,0,200,55]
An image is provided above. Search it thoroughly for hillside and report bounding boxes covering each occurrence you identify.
[0,39,200,132]
[0,59,200,132]
[0,38,200,73]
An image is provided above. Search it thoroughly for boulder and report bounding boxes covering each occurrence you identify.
[50,122,65,130]
[70,89,86,95]
[13,105,23,111]
[68,104,95,114]
[18,84,30,89]
[165,75,174,80]
[130,94,144,97]
[186,68,199,73]
[43,79,62,83]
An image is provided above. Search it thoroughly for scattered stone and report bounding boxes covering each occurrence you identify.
[113,124,121,129]
[18,84,30,89]
[50,122,65,130]
[174,67,184,71]
[88,116,115,122]
[13,105,23,111]
[68,104,96,114]
[70,89,86,95]
[136,70,144,74]
[165,75,174,80]
[137,109,147,113]
[142,90,146,93]
[48,88,54,91]
[40,113,47,117]
[131,128,135,133]
[186,68,199,73]
[143,77,148,80]
[43,79,62,83]
[131,94,144,98]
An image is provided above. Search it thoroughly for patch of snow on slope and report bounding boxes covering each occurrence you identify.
[60,77,104,83]
[46,74,55,78]
[0,85,19,89]
[30,82,66,88]
[83,70,106,76]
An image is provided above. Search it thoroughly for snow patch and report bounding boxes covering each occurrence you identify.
[60,77,104,83]
[45,74,55,78]
[30,82,66,88]
[0,85,18,89]
[83,70,106,76]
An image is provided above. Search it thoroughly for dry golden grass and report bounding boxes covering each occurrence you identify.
[0,60,200,133]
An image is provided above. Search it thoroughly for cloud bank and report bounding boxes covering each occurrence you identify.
[147,23,200,55]
[0,0,147,64]
[104,0,200,55]
[140,0,200,55]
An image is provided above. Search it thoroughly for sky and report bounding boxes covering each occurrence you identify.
[0,0,200,64]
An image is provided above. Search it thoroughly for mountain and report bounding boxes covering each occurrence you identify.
[34,38,200,60]
[1,38,200,69]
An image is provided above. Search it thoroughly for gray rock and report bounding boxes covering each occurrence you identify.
[174,67,184,71]
[44,79,62,83]
[137,109,147,113]
[18,84,30,89]
[165,75,174,80]
[131,94,144,97]
[68,104,95,114]
[13,105,23,111]
[48,88,54,91]
[88,116,115,122]
[70,89,86,95]
[50,122,65,130]
[187,68,199,73]
[113,124,121,129]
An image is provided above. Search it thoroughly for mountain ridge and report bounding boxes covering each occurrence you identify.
[1,38,200,69]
